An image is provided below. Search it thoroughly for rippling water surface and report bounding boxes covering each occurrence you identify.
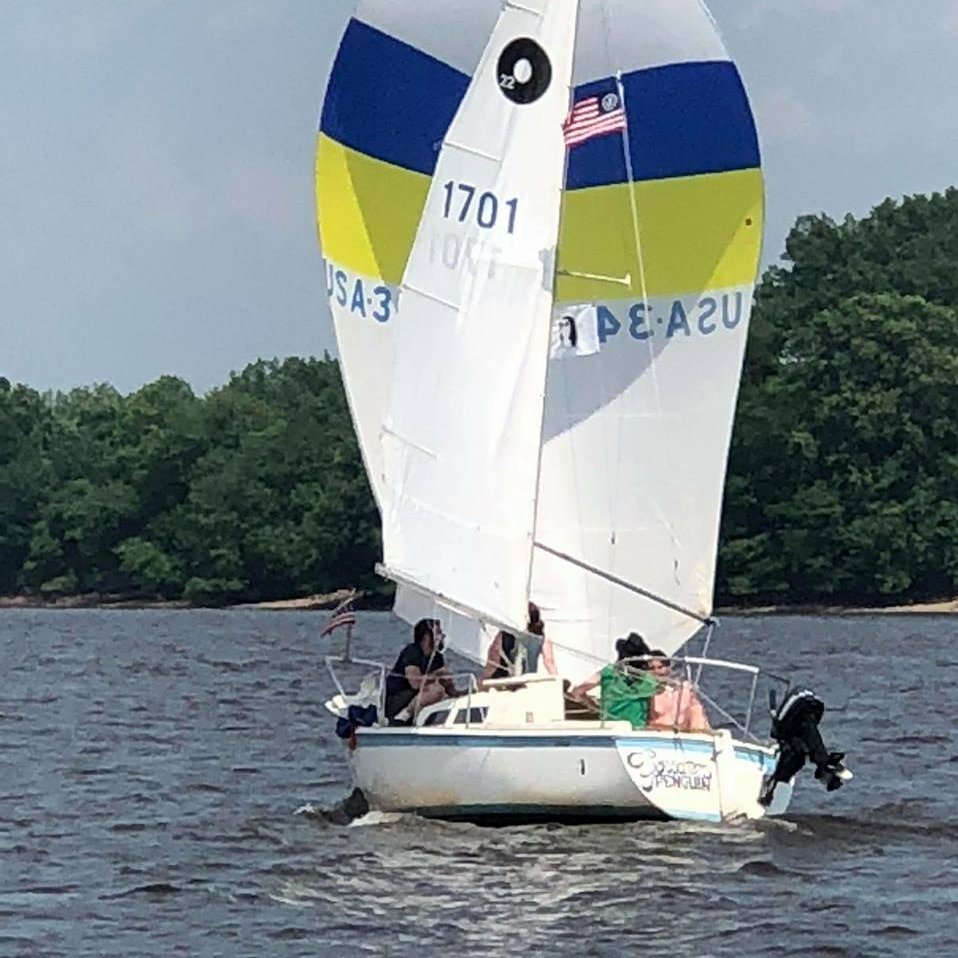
[1,610,955,957]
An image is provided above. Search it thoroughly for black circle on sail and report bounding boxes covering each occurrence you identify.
[497,38,552,104]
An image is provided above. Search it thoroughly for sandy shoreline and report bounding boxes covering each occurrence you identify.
[232,589,359,611]
[0,589,356,612]
[715,598,958,616]
[1,591,957,614]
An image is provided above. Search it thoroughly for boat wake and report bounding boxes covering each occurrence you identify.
[293,787,370,826]
[782,801,958,846]
[348,810,404,828]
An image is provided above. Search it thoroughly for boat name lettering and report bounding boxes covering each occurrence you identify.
[442,181,519,234]
[626,750,713,793]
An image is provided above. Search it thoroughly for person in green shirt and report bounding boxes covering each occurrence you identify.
[597,660,658,728]
[569,633,656,729]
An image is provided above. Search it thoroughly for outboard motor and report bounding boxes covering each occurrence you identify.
[760,687,852,807]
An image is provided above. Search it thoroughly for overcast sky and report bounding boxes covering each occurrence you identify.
[2,0,956,394]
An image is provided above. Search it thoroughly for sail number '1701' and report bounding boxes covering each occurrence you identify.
[442,181,518,234]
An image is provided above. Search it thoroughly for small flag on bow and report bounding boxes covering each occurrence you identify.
[320,593,357,637]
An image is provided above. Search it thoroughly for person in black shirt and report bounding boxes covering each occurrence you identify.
[477,602,557,687]
[384,618,458,721]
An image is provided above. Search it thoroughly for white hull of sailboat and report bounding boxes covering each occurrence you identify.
[348,727,792,823]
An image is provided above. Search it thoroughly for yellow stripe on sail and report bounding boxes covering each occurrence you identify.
[315,132,431,284]
[316,133,763,301]
[556,168,764,303]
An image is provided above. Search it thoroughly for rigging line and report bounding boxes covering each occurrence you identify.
[596,4,622,630]
[443,139,501,162]
[385,564,708,673]
[379,424,437,459]
[382,563,611,671]
[504,0,545,15]
[533,540,713,626]
[402,282,458,312]
[524,0,583,614]
[614,75,656,414]
[378,563,537,641]
[614,66,684,581]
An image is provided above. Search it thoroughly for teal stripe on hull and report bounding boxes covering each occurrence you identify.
[356,731,752,758]
[359,733,615,750]
[734,747,773,766]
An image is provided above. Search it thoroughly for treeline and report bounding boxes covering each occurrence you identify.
[718,188,958,604]
[0,358,380,604]
[2,189,957,607]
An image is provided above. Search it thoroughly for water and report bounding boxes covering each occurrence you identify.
[1,610,955,957]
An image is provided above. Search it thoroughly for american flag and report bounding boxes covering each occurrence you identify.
[320,594,357,637]
[563,91,626,147]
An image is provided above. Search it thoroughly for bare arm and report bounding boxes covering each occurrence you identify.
[688,688,711,731]
[570,669,602,699]
[540,638,558,676]
[407,664,458,697]
[478,636,503,686]
[404,665,428,690]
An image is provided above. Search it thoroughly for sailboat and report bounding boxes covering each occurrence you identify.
[314,0,850,823]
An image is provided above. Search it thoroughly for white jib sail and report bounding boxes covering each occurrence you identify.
[380,1,579,634]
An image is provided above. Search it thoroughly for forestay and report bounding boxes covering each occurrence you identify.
[315,0,763,676]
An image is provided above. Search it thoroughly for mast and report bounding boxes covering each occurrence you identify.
[524,0,583,617]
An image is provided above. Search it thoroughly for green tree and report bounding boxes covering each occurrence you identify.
[721,290,958,603]
[0,380,52,593]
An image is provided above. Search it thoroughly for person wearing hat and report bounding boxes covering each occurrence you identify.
[568,632,658,729]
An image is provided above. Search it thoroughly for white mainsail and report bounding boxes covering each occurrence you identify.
[379,0,578,633]
[316,0,764,676]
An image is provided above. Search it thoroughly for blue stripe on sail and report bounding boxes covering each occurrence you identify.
[319,18,469,176]
[566,61,761,190]
[320,28,759,187]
